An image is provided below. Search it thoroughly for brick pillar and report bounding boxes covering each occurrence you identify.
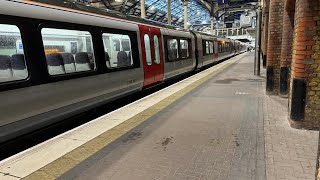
[266,0,284,94]
[289,0,320,129]
[279,0,295,96]
[261,0,269,68]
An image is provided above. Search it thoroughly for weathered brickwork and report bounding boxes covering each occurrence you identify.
[279,0,295,96]
[262,0,320,176]
[266,0,284,94]
[289,0,320,129]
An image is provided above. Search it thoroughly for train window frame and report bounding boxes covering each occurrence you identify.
[206,41,210,54]
[164,36,178,62]
[100,29,140,72]
[39,25,97,77]
[209,41,214,54]
[179,38,191,60]
[219,42,222,53]
[202,39,214,56]
[0,23,30,84]
[102,32,135,69]
[164,35,192,62]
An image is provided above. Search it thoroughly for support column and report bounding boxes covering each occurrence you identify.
[141,0,146,18]
[167,0,171,25]
[183,0,188,29]
[255,7,262,76]
[210,17,214,34]
[289,0,320,128]
[266,0,284,94]
[210,0,214,34]
[261,0,269,68]
[279,0,295,96]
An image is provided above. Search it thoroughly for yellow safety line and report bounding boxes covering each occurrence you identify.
[23,55,243,180]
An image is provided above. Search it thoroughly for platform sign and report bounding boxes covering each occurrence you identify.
[217,0,229,5]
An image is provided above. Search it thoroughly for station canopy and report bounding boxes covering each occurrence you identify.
[72,0,257,31]
[101,0,210,30]
[98,0,257,31]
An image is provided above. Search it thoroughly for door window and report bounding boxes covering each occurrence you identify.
[144,34,152,65]
[154,35,160,64]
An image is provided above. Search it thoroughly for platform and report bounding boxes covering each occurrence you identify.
[0,53,318,180]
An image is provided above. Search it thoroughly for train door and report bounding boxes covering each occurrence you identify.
[139,25,164,88]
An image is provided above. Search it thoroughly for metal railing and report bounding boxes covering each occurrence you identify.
[213,28,250,37]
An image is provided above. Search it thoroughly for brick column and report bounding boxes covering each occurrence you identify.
[289,0,320,128]
[279,0,295,96]
[266,0,284,94]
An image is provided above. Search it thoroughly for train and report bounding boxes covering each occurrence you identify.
[0,0,249,144]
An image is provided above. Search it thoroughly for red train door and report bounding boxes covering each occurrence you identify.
[139,25,164,88]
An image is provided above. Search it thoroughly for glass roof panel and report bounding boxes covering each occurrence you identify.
[144,0,211,25]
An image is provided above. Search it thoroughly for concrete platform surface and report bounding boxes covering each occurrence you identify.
[60,53,268,180]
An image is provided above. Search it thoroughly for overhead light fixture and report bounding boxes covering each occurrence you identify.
[149,5,155,11]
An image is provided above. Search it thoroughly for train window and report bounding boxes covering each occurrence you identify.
[41,28,95,75]
[180,39,189,59]
[203,40,214,56]
[102,33,133,68]
[209,41,214,54]
[0,24,28,83]
[205,41,210,54]
[167,39,178,61]
[144,34,152,65]
[154,35,160,64]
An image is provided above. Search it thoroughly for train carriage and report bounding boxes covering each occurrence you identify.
[0,0,249,144]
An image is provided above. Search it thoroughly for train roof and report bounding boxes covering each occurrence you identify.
[28,0,179,30]
[21,0,222,38]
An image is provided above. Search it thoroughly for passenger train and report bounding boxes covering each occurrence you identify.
[0,0,248,144]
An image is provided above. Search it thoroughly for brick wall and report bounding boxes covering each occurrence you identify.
[266,0,284,94]
[289,0,320,128]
